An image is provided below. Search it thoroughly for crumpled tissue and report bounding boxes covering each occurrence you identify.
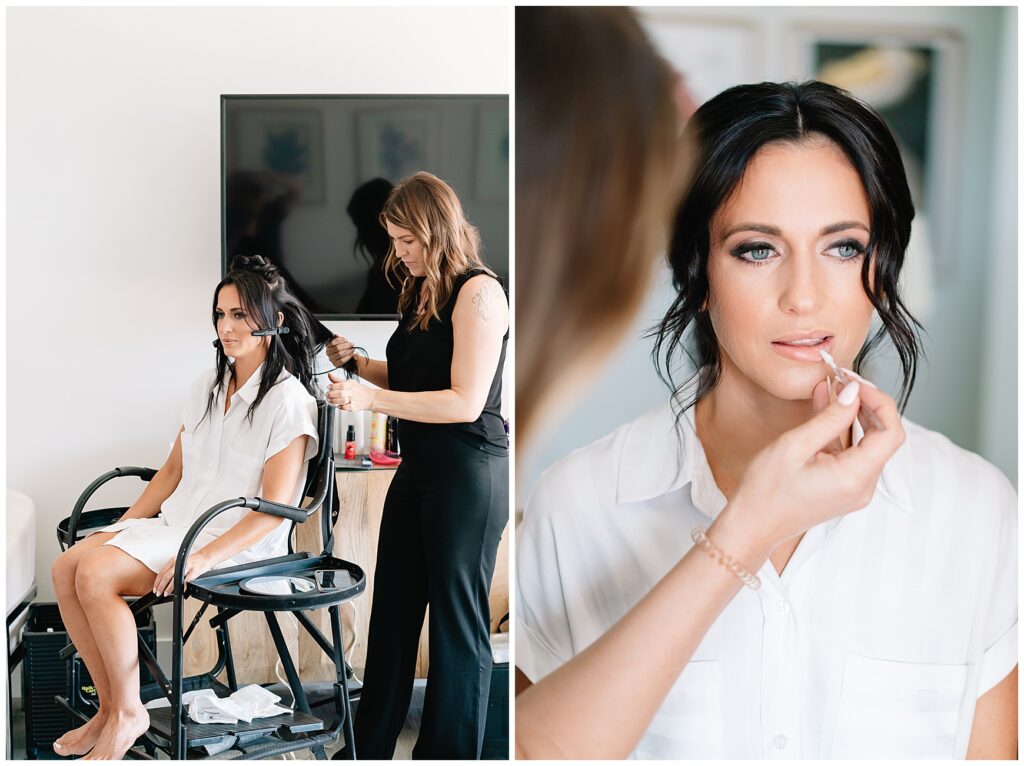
[186,685,291,725]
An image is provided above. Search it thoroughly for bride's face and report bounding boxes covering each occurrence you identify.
[706,138,876,401]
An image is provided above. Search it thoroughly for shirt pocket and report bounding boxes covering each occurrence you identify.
[830,654,967,759]
[205,446,265,535]
[225,445,265,498]
[633,659,725,759]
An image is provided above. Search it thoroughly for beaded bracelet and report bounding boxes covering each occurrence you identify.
[691,526,761,590]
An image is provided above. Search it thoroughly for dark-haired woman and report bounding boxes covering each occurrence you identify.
[325,171,508,759]
[517,81,1016,759]
[50,256,326,760]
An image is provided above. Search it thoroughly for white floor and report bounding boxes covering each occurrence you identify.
[9,681,426,760]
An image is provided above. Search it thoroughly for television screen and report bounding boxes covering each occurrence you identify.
[222,94,509,318]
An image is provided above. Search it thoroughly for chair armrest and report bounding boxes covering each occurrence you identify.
[244,497,308,524]
[172,496,309,594]
[65,466,158,548]
[115,466,159,482]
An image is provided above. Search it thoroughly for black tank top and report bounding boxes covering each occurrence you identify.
[386,268,508,455]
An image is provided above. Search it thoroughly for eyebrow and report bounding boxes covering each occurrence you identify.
[216,306,245,312]
[722,221,870,238]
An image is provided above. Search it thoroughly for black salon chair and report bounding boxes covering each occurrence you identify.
[55,401,365,760]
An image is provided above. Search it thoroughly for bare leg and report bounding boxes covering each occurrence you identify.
[72,545,158,761]
[51,533,120,756]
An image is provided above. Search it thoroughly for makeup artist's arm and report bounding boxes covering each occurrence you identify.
[115,427,185,523]
[326,276,507,423]
[326,337,389,389]
[516,382,906,759]
[152,434,308,595]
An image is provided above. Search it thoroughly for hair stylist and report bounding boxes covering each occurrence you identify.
[325,172,509,759]
[515,8,909,759]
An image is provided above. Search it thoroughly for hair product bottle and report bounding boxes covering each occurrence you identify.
[386,416,400,454]
[353,411,367,453]
[344,425,356,460]
[370,412,387,451]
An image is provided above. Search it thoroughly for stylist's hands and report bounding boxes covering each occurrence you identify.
[326,336,357,368]
[719,374,905,558]
[327,372,375,412]
[152,550,214,597]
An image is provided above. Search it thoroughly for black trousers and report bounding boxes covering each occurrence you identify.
[352,428,508,759]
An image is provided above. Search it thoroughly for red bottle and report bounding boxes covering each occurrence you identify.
[344,425,356,460]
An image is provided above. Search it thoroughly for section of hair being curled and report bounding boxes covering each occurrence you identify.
[204,254,341,424]
[651,80,924,416]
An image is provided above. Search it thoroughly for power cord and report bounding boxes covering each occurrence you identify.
[343,602,361,686]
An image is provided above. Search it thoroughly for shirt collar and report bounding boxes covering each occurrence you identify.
[615,390,913,517]
[615,401,699,504]
[224,362,268,406]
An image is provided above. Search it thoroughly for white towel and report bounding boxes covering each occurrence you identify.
[186,685,291,725]
[144,688,215,710]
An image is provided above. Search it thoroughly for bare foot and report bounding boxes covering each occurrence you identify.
[52,711,108,756]
[81,707,150,761]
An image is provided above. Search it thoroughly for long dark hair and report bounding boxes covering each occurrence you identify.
[653,80,923,415]
[205,255,335,424]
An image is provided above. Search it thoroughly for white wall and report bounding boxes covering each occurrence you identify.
[7,6,509,624]
[522,5,1017,496]
[978,7,1018,486]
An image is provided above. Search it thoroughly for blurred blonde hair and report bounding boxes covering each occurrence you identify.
[516,7,688,444]
[381,171,492,330]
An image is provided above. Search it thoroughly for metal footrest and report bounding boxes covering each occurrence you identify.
[146,707,324,749]
[204,730,339,760]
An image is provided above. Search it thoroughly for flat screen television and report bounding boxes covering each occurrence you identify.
[221,94,509,319]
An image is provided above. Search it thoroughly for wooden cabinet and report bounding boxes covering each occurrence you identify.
[184,467,509,683]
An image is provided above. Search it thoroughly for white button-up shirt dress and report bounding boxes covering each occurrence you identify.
[95,365,319,573]
[517,401,1017,759]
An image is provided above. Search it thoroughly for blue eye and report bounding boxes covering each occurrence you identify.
[828,240,866,260]
[730,242,776,264]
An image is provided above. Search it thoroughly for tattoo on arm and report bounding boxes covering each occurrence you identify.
[472,279,503,322]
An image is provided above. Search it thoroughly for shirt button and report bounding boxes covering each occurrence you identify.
[773,734,788,750]
[774,600,790,617]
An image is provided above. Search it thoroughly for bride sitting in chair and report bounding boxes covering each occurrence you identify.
[51,255,326,760]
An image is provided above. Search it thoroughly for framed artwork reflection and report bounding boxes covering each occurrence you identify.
[357,109,441,183]
[789,23,964,287]
[228,108,325,204]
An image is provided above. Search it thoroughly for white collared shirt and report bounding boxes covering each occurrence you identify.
[517,402,1017,759]
[164,364,319,533]
[98,364,319,572]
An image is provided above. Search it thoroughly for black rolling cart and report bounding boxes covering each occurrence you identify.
[19,601,158,759]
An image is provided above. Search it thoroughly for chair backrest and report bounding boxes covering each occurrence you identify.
[300,400,336,508]
[288,400,340,556]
